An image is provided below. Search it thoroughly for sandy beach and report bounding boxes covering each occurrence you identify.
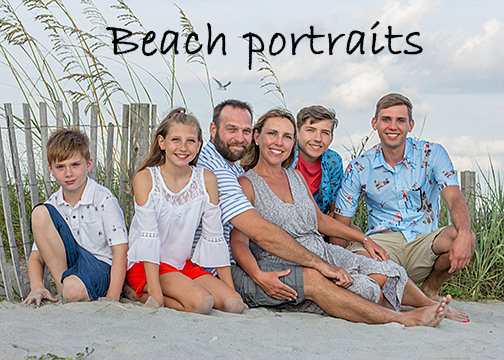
[0,298,503,359]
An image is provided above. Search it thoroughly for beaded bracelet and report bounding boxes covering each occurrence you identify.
[363,237,369,246]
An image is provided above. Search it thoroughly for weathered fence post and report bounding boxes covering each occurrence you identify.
[56,100,64,129]
[128,103,150,222]
[119,105,130,220]
[6,104,31,266]
[72,101,79,128]
[460,170,476,213]
[89,104,98,180]
[0,104,27,298]
[40,102,52,197]
[106,123,114,190]
[150,104,157,139]
[24,104,39,208]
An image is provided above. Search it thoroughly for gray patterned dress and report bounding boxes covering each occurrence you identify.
[244,168,407,310]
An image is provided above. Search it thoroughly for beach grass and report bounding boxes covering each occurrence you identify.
[0,0,502,302]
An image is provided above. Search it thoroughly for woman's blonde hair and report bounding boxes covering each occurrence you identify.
[241,108,297,172]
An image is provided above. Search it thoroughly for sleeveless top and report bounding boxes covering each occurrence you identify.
[127,166,230,270]
[244,168,331,265]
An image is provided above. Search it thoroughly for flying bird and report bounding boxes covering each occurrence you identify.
[213,78,231,90]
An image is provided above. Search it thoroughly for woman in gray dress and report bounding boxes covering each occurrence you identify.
[231,108,459,318]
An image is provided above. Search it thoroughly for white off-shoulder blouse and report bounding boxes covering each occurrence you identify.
[127,166,230,270]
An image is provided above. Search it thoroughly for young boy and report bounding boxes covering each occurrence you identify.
[23,128,128,308]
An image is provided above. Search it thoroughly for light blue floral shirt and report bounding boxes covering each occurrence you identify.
[334,138,458,242]
[290,145,343,214]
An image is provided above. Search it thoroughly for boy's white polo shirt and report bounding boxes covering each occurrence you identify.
[32,177,128,265]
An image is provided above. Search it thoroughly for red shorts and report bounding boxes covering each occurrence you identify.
[126,260,212,296]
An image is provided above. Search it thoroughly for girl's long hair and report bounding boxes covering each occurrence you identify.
[241,108,297,172]
[129,108,203,193]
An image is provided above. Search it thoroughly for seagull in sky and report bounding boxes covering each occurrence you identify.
[213,78,231,90]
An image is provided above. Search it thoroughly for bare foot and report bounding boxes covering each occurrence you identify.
[446,304,470,323]
[143,295,162,309]
[400,295,450,327]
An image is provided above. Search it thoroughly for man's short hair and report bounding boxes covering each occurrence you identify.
[375,93,413,121]
[296,105,338,133]
[47,127,90,164]
[212,99,253,129]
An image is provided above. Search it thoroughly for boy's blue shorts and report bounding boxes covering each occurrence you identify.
[31,203,111,300]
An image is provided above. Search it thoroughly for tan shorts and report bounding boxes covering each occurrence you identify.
[347,228,445,284]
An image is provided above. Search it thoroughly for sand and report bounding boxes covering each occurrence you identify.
[0,298,503,359]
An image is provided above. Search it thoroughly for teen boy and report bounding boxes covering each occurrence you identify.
[290,105,344,245]
[23,128,128,308]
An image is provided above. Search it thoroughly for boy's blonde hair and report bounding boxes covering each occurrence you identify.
[47,128,90,164]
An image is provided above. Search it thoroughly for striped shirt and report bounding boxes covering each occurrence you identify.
[193,141,254,265]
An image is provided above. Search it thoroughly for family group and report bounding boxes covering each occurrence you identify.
[23,93,475,327]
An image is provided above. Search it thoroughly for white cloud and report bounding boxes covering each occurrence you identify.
[375,0,441,30]
[451,19,504,70]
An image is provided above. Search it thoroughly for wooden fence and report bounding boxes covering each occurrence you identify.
[0,101,477,302]
[0,102,155,301]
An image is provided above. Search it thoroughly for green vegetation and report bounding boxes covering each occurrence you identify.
[0,0,502,302]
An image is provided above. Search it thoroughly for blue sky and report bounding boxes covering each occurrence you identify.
[1,0,503,174]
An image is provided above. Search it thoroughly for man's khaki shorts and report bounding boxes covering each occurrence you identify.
[347,228,445,284]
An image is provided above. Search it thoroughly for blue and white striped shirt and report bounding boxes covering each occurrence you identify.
[193,141,254,265]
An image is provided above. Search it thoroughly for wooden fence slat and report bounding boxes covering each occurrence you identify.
[72,101,79,128]
[24,104,39,208]
[0,233,15,301]
[1,104,27,298]
[460,170,476,213]
[119,105,129,218]
[56,100,63,129]
[128,104,150,222]
[6,105,31,263]
[150,104,157,139]
[89,104,98,180]
[106,123,114,190]
[40,102,52,197]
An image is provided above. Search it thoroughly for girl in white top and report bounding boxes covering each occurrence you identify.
[126,108,244,313]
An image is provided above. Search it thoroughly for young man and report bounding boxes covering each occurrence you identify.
[290,105,342,217]
[196,99,450,327]
[334,93,475,300]
[23,128,128,308]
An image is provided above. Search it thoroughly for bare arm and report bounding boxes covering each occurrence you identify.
[132,170,163,307]
[442,185,475,273]
[215,266,235,290]
[231,177,346,281]
[105,243,128,301]
[22,250,58,307]
[294,170,388,261]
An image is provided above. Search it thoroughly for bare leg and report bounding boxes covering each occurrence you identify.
[194,274,244,313]
[302,267,447,327]
[402,278,469,322]
[421,226,465,300]
[31,206,68,293]
[158,272,214,314]
[61,275,89,302]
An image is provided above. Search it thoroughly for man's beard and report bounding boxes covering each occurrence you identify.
[213,131,248,163]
